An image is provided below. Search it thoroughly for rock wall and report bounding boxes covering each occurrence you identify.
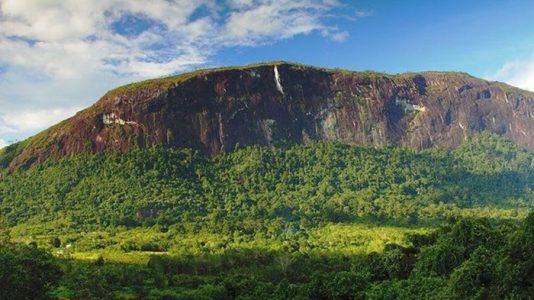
[5,62,534,170]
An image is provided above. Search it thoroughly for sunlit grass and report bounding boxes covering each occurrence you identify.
[26,223,434,265]
[70,251,167,265]
[308,223,430,255]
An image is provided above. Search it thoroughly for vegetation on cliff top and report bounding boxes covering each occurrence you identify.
[100,61,506,100]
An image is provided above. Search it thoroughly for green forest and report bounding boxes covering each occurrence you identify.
[1,132,534,299]
[3,211,534,299]
[1,132,532,230]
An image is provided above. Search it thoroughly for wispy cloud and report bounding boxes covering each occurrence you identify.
[0,138,7,149]
[0,107,82,134]
[0,0,359,144]
[493,56,534,92]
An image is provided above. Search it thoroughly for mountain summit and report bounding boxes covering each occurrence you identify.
[2,62,534,170]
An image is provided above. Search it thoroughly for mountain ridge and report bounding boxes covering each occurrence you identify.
[2,61,534,171]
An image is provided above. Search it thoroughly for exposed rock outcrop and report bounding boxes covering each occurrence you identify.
[3,62,534,170]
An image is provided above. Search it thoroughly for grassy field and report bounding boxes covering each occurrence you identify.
[11,223,431,266]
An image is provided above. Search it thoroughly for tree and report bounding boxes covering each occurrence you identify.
[0,220,10,246]
[445,247,494,299]
[0,244,62,300]
[50,236,61,248]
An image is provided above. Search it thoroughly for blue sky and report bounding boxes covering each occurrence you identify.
[217,0,534,76]
[1,0,533,147]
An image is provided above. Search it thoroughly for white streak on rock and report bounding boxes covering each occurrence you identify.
[103,113,137,126]
[395,98,426,113]
[274,66,284,96]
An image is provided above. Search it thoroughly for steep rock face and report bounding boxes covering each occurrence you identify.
[3,62,534,170]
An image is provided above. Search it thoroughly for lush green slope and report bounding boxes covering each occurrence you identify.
[2,132,534,299]
[1,132,532,232]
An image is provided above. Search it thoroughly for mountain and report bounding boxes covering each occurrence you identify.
[2,61,534,171]
[3,62,534,299]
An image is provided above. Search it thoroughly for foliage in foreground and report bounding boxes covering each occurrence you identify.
[3,214,534,299]
[0,244,62,300]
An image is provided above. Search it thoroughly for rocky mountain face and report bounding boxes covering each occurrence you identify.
[3,62,534,170]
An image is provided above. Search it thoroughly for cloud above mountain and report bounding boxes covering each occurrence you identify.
[493,56,534,92]
[0,0,354,142]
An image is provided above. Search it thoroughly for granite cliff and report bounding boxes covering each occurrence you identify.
[2,61,534,170]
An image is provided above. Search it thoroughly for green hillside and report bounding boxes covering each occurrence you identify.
[1,132,532,232]
[2,132,534,299]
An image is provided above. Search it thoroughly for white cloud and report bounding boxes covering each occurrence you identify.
[2,107,81,133]
[0,138,7,149]
[493,56,534,92]
[0,0,359,141]
[221,0,347,45]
